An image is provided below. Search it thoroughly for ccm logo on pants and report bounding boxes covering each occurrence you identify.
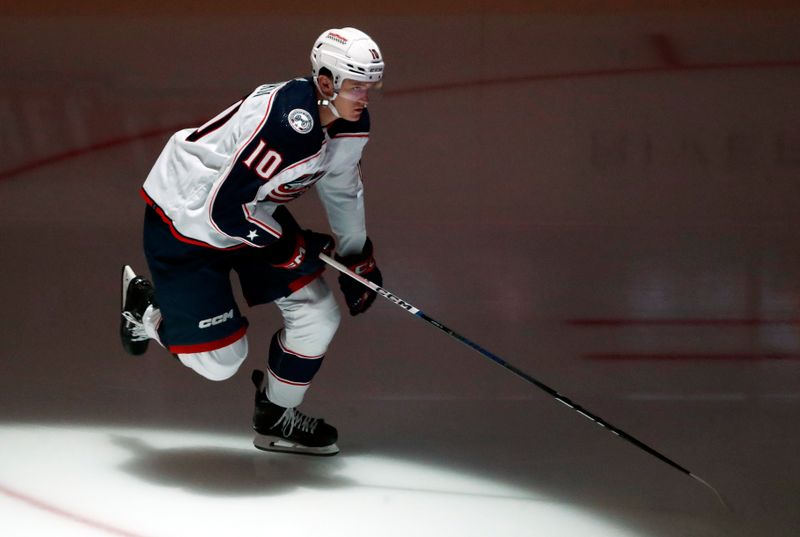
[198,309,234,329]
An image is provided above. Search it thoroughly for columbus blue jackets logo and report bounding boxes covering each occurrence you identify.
[267,172,325,203]
[288,109,314,134]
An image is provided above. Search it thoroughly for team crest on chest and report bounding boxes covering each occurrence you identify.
[288,109,314,134]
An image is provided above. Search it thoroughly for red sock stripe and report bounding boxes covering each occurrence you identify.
[277,333,325,359]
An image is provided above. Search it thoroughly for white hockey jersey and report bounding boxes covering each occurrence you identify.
[141,77,369,255]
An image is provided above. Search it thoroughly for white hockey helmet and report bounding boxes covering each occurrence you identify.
[310,28,384,90]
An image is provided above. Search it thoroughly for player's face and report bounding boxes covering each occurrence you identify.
[335,79,380,121]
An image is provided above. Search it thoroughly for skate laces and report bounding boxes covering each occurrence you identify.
[274,407,319,437]
[121,311,149,342]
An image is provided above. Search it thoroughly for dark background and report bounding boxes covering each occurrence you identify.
[1,2,799,536]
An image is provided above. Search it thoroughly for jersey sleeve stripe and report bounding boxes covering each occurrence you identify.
[206,83,284,242]
[185,99,244,142]
[243,205,282,239]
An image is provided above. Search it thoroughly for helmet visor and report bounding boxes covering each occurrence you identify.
[336,80,383,103]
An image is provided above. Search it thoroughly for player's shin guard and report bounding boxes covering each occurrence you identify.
[264,330,325,408]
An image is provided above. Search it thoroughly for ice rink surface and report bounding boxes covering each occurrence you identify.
[1,2,799,536]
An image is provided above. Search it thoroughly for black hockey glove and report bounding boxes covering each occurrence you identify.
[266,228,334,270]
[335,237,382,316]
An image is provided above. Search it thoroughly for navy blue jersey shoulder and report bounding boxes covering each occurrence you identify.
[258,78,325,166]
[210,79,325,247]
[326,108,370,138]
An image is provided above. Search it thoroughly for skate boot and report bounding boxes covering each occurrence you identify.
[120,265,156,356]
[251,370,339,456]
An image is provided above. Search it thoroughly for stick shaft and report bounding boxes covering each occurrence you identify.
[320,253,719,495]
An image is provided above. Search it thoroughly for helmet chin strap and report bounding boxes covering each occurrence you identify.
[318,97,341,118]
[314,77,341,119]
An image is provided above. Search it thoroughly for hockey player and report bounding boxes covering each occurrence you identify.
[119,28,385,456]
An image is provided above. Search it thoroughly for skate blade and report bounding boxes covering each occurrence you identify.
[253,434,340,457]
[121,265,137,308]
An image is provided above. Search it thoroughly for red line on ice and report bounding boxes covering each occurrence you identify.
[2,57,800,181]
[0,482,151,537]
[0,125,182,181]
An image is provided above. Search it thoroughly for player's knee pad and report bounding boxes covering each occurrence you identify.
[177,334,249,381]
[276,278,341,357]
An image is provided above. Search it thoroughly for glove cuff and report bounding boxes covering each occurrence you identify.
[335,237,376,275]
[267,231,306,269]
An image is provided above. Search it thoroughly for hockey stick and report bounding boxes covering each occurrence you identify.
[319,253,728,509]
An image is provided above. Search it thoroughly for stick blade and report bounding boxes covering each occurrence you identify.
[690,473,731,511]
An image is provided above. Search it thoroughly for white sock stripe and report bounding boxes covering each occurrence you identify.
[277,332,325,360]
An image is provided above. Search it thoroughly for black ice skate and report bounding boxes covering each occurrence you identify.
[251,370,339,456]
[120,265,156,356]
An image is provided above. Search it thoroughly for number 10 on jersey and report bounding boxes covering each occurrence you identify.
[243,140,283,180]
